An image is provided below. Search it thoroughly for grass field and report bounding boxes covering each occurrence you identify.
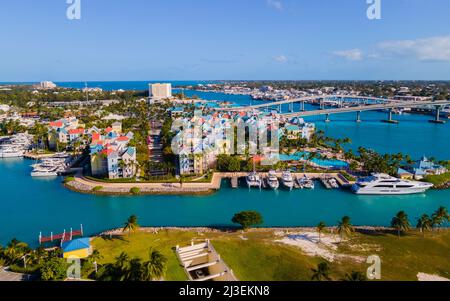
[91,228,450,281]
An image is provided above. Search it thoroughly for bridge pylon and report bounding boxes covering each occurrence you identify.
[429,105,446,124]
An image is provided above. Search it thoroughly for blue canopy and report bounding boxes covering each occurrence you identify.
[62,238,90,252]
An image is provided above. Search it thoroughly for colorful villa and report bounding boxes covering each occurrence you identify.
[48,117,85,150]
[398,156,447,180]
[89,124,137,179]
[171,109,316,175]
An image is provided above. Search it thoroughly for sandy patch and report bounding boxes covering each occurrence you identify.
[417,273,450,281]
[275,231,365,263]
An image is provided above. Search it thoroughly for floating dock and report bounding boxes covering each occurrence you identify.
[231,177,239,189]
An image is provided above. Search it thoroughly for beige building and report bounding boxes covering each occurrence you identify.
[149,83,172,100]
[176,240,237,281]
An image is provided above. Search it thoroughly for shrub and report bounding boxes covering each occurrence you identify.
[92,186,103,192]
[130,187,140,195]
[64,176,75,184]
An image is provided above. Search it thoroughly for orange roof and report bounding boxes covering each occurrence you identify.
[105,127,113,133]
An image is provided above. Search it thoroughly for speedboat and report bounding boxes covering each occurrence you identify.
[246,172,262,189]
[352,173,434,195]
[297,175,315,189]
[281,170,294,190]
[267,170,279,190]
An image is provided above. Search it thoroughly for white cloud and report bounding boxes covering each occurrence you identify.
[267,0,283,11]
[332,49,363,61]
[378,36,450,61]
[273,55,288,63]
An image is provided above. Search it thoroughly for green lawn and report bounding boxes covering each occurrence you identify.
[424,172,450,187]
[91,229,450,281]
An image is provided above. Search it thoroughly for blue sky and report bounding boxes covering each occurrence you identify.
[1,0,450,81]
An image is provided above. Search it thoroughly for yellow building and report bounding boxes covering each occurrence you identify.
[62,238,91,259]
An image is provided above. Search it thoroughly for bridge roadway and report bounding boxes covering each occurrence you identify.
[281,99,450,119]
[215,94,430,112]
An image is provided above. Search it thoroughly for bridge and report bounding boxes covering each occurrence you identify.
[282,99,450,124]
[215,94,399,112]
[214,95,450,124]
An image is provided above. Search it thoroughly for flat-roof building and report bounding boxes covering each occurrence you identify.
[149,83,172,100]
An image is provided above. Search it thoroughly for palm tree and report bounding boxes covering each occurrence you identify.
[416,214,432,236]
[113,252,130,280]
[336,216,354,242]
[316,221,326,243]
[342,271,367,281]
[3,239,30,265]
[431,206,449,232]
[311,262,331,281]
[391,211,411,238]
[123,215,139,236]
[141,249,168,281]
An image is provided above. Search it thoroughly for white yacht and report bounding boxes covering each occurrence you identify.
[31,167,58,177]
[246,172,262,189]
[267,170,279,190]
[328,178,340,189]
[281,170,294,190]
[352,173,434,195]
[297,175,315,189]
[0,146,24,158]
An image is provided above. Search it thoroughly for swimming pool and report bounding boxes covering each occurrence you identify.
[279,151,349,169]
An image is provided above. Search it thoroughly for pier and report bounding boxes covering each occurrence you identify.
[39,225,83,246]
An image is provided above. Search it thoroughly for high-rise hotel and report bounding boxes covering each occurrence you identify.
[149,83,172,100]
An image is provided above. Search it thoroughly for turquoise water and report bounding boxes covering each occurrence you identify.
[280,152,349,168]
[1,82,449,245]
[0,159,449,246]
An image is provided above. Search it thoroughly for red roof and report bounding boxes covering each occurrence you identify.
[101,149,113,155]
[91,132,100,140]
[116,136,129,142]
[68,128,84,135]
[50,121,63,128]
[105,127,113,133]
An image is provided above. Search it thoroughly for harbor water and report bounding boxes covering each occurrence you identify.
[0,82,449,245]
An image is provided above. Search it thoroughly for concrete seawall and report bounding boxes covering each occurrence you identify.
[64,171,352,196]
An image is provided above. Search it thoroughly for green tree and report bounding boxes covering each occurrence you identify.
[391,211,411,238]
[231,211,263,230]
[342,271,367,281]
[311,262,331,281]
[416,214,432,236]
[123,215,139,236]
[40,257,69,281]
[431,206,449,232]
[336,216,354,242]
[317,221,326,243]
[141,249,168,281]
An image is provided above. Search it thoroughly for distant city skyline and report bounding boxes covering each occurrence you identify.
[1,0,450,81]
